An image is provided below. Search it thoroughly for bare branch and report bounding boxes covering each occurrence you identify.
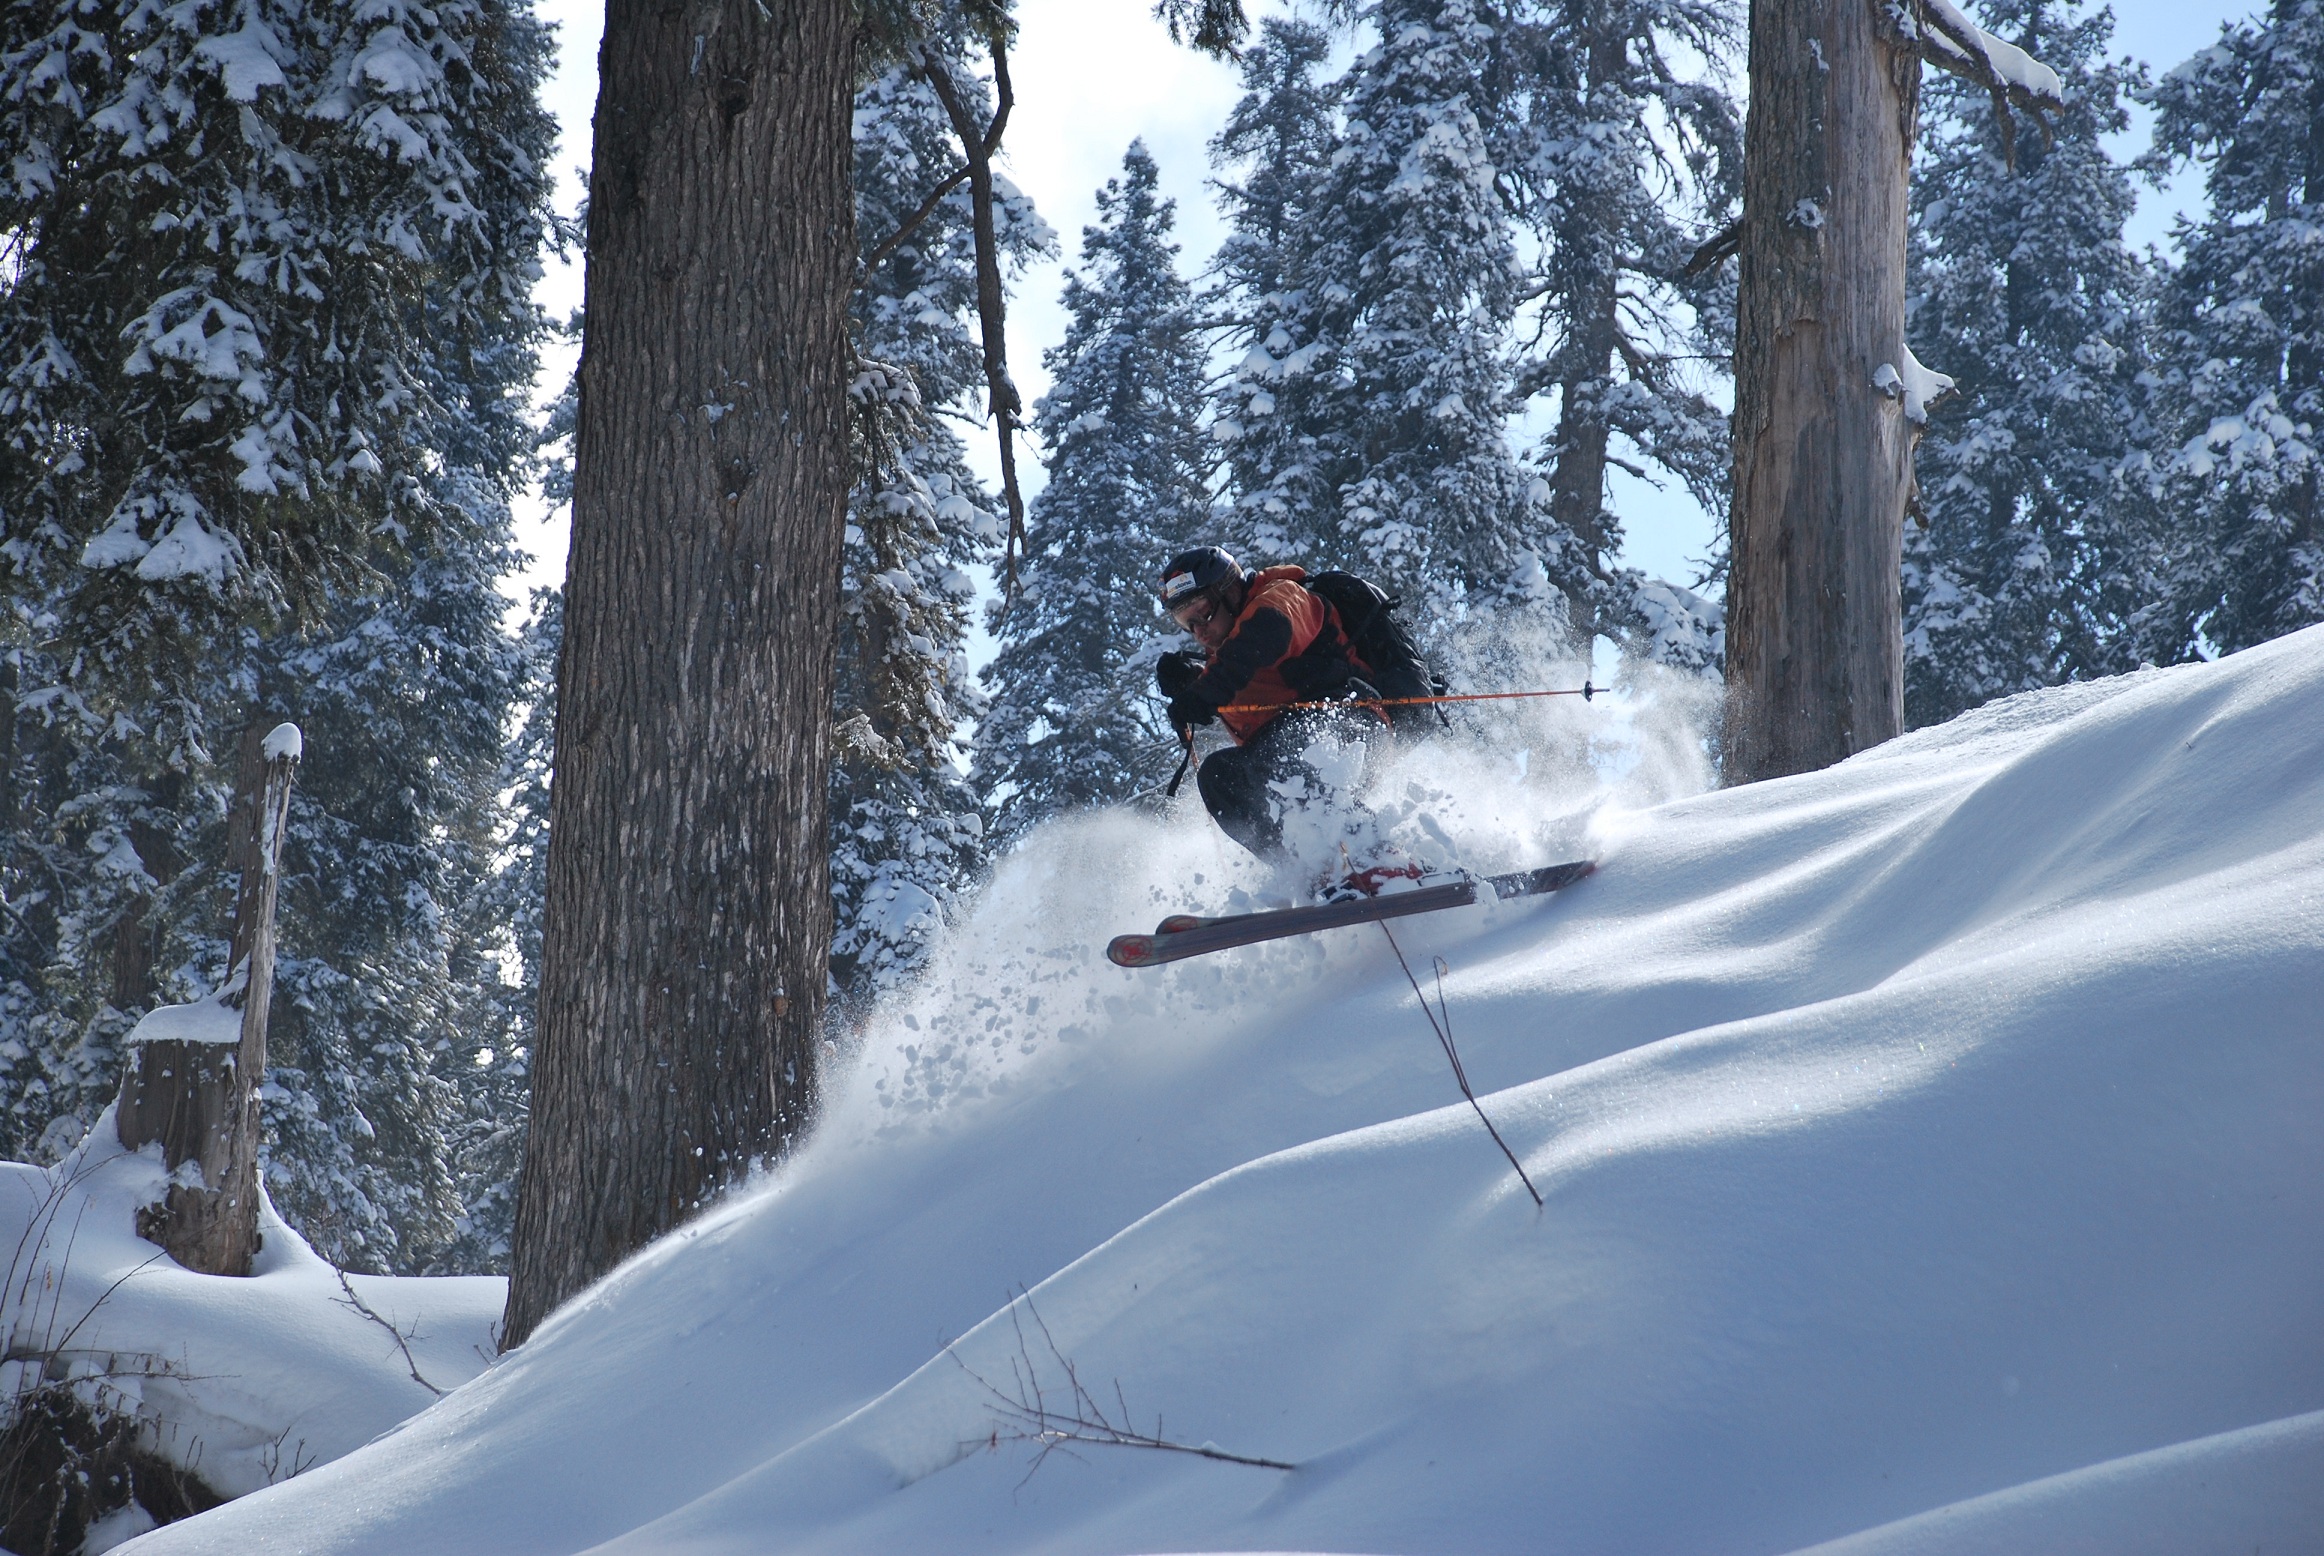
[1902,0,2063,171]
[914,36,1030,602]
[332,1267,444,1397]
[1679,218,1742,280]
[860,164,972,277]
[950,1293,1295,1480]
[1378,929,1543,1207]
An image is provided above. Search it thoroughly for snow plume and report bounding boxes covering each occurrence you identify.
[824,627,1717,1148]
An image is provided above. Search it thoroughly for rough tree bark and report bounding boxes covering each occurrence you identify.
[115,721,300,1277]
[1722,0,1921,782]
[501,0,858,1348]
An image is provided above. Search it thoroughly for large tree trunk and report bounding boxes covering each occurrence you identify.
[116,721,299,1277]
[1721,0,1919,783]
[501,0,857,1348]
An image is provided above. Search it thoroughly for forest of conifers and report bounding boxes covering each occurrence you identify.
[0,0,2315,1277]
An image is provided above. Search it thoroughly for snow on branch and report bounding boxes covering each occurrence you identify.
[1894,0,2064,170]
[1873,341,1956,425]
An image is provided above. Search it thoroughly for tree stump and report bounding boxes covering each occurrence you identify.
[115,721,301,1277]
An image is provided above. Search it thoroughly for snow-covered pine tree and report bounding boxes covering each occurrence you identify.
[830,45,1048,1004]
[831,357,991,1006]
[976,141,1213,845]
[249,491,530,1271]
[1229,0,1548,621]
[2135,0,2324,657]
[432,587,557,1274]
[1498,0,1742,655]
[0,0,559,1272]
[1208,16,1341,564]
[1,493,542,1274]
[0,0,550,736]
[1899,0,2158,725]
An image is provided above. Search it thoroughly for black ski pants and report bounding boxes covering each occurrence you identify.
[1195,705,1381,862]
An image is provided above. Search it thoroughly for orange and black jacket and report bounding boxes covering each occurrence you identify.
[1188,565,1378,743]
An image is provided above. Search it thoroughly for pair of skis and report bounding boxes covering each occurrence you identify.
[1106,860,1595,968]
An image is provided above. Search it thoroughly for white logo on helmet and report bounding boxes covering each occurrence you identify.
[1161,571,1199,604]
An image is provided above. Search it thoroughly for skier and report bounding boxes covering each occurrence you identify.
[1153,546,1433,885]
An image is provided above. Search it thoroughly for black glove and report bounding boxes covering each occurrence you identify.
[1166,692,1217,733]
[1155,649,1205,700]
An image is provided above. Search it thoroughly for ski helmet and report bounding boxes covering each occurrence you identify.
[1159,546,1242,610]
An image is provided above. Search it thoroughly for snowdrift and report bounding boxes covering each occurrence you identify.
[127,630,2324,1555]
[0,1121,503,1534]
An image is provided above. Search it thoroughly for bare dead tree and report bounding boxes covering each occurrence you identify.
[114,721,299,1276]
[1721,0,2061,784]
[506,0,1258,1353]
[502,0,856,1350]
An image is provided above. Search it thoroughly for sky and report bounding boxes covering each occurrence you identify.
[508,0,2247,609]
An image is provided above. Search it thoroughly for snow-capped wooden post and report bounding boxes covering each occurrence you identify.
[116,720,302,1277]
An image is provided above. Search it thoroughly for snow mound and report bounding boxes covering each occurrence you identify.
[2,1115,503,1506]
[126,630,2324,1555]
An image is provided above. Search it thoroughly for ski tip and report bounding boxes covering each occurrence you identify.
[1547,859,1598,891]
[1156,914,1207,935]
[1486,858,1599,900]
[1107,935,1161,968]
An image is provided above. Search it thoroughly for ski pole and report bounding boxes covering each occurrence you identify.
[1216,680,1600,717]
[1377,924,1543,1208]
[1164,726,1194,798]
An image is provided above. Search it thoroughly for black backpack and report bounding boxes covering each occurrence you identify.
[1303,570,1449,730]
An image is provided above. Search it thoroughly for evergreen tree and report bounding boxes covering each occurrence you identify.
[0,0,558,1274]
[0,0,553,739]
[433,587,557,1274]
[1208,16,1341,563]
[976,141,1213,844]
[830,47,1049,1004]
[1226,0,1553,622]
[2136,0,2324,657]
[1499,0,1742,646]
[1899,0,2158,725]
[0,494,542,1275]
[250,499,524,1271]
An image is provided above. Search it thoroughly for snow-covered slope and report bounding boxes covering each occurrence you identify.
[0,1123,503,1514]
[128,630,2324,1556]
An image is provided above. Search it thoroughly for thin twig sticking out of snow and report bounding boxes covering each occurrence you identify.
[950,1295,1295,1485]
[1377,924,1545,1208]
[332,1268,443,1397]
[259,1422,318,1484]
[3,1154,169,1372]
